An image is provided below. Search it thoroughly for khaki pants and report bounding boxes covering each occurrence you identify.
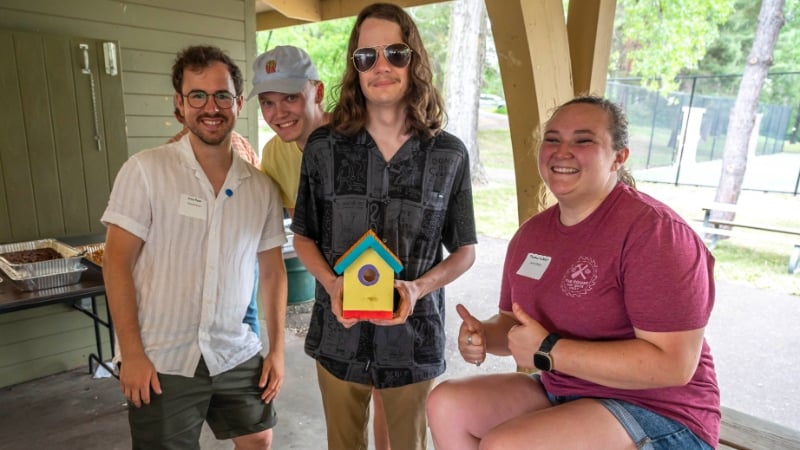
[315,361,434,450]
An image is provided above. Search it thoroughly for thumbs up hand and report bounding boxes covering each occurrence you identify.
[456,304,486,367]
[507,302,548,370]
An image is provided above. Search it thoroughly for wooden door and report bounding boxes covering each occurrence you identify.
[0,29,127,243]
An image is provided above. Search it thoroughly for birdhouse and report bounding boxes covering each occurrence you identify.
[333,230,403,320]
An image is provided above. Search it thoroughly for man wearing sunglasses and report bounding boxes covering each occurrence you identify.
[291,4,477,450]
[248,44,395,450]
[102,45,287,449]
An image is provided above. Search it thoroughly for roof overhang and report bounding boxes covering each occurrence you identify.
[255,0,442,30]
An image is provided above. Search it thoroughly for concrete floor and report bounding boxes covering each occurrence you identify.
[1,235,798,449]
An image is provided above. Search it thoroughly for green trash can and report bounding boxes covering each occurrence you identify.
[283,237,315,304]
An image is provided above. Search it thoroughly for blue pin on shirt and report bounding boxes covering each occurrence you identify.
[225,189,233,197]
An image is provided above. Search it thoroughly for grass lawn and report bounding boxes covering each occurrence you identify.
[475,129,800,296]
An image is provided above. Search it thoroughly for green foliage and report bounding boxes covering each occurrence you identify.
[408,3,452,91]
[256,18,355,109]
[693,0,800,102]
[612,0,736,91]
[771,0,800,73]
[695,0,760,74]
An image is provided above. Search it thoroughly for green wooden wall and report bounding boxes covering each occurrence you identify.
[0,0,258,388]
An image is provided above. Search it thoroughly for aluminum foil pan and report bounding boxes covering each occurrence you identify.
[76,243,105,267]
[0,239,83,278]
[1,264,87,291]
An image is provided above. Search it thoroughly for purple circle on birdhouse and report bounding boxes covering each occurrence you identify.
[358,264,379,286]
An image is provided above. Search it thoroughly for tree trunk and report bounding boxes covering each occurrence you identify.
[443,0,488,185]
[714,0,785,224]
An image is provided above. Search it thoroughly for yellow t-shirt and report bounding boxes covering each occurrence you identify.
[260,137,303,209]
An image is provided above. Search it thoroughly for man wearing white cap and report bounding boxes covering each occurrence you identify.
[248,45,328,217]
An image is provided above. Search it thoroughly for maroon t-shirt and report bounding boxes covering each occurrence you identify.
[500,183,720,447]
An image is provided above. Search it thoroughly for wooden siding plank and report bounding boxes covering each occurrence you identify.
[0,302,72,324]
[125,116,252,138]
[124,72,181,96]
[0,11,246,61]
[0,300,107,334]
[126,137,172,155]
[0,325,111,368]
[120,49,179,75]
[16,34,66,238]
[123,93,184,117]
[0,346,104,388]
[0,31,27,242]
[0,0,254,387]
[125,0,248,21]
[44,35,92,235]
[91,41,129,233]
[0,0,245,41]
[69,39,114,235]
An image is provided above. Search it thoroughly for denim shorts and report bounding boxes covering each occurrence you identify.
[534,374,712,450]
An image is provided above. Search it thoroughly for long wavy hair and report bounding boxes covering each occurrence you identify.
[547,95,636,188]
[330,3,444,140]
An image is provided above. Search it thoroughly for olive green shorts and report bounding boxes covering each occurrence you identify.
[127,355,277,449]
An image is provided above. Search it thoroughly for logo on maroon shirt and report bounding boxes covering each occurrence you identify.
[561,256,598,297]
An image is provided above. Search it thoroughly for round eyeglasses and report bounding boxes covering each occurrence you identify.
[352,43,413,73]
[181,90,237,109]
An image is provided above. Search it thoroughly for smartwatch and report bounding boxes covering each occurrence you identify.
[533,332,561,372]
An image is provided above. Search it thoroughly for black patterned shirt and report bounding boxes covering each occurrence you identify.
[291,126,477,388]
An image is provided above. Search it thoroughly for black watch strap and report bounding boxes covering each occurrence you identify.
[533,332,561,372]
[538,333,561,353]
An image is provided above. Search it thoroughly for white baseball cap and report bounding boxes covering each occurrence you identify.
[247,46,320,100]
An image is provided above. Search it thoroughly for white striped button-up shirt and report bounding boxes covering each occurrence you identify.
[102,135,286,376]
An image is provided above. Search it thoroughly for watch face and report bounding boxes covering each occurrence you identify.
[534,352,552,372]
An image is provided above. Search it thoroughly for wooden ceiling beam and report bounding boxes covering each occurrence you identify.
[567,0,616,96]
[256,0,439,30]
[257,0,321,22]
[485,0,574,223]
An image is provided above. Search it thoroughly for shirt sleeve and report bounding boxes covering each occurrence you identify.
[100,156,152,241]
[232,132,260,167]
[622,214,715,332]
[441,137,478,253]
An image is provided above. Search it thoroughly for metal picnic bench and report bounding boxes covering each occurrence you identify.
[700,202,800,274]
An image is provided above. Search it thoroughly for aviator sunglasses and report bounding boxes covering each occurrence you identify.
[352,43,413,73]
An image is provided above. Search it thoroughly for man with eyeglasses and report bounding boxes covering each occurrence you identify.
[167,106,263,340]
[102,45,287,449]
[291,4,477,450]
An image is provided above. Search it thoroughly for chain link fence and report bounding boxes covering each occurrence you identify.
[606,73,800,195]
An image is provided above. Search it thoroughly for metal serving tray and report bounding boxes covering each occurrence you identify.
[76,243,105,268]
[0,239,83,278]
[1,264,87,291]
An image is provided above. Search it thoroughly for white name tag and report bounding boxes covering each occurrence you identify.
[516,253,551,280]
[178,194,207,220]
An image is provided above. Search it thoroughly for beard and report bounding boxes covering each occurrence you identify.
[186,113,235,146]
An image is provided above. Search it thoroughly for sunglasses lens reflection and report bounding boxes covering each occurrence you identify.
[385,44,412,68]
[353,49,378,72]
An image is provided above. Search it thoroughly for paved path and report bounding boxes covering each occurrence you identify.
[2,235,797,450]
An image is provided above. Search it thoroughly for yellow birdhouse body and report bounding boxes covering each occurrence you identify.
[334,230,403,320]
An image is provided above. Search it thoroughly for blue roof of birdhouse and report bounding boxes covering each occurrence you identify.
[333,230,403,275]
